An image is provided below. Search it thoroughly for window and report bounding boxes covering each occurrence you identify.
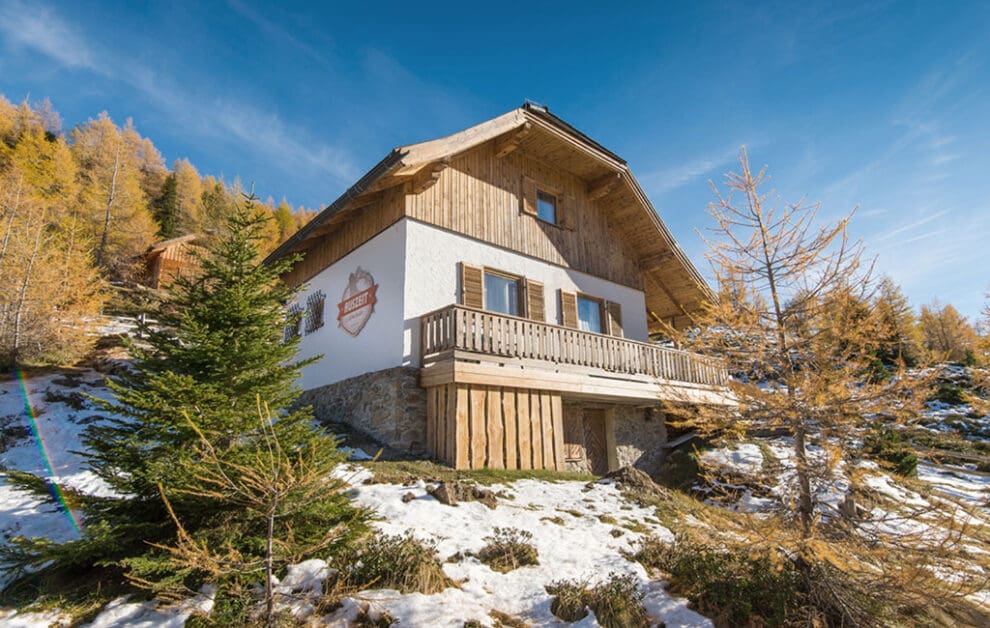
[284,303,303,342]
[484,271,520,316]
[577,295,603,333]
[561,290,622,336]
[304,290,326,334]
[461,263,544,321]
[536,190,557,224]
[521,176,571,229]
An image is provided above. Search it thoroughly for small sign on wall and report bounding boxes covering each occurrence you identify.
[337,267,378,337]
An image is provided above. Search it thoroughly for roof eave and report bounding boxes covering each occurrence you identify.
[263,148,407,265]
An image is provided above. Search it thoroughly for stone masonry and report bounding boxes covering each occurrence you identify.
[298,366,428,455]
[562,402,670,478]
[613,405,669,478]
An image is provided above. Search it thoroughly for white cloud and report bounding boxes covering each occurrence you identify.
[0,0,96,70]
[641,144,744,196]
[874,209,949,242]
[0,0,357,187]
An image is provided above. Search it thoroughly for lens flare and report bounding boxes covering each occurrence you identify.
[15,368,81,534]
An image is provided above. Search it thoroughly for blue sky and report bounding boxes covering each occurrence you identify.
[1,0,988,320]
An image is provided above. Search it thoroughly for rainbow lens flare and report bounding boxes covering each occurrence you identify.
[15,368,82,535]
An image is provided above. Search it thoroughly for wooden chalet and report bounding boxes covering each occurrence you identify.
[266,102,729,476]
[143,234,206,289]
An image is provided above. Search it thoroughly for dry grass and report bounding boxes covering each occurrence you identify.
[357,459,594,486]
[477,528,539,573]
[546,573,649,628]
[345,533,454,595]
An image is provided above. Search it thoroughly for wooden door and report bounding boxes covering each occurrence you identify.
[582,409,608,476]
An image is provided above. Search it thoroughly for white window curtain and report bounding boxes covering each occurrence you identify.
[577,296,602,333]
[485,273,519,316]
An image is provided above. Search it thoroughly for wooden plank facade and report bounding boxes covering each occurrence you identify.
[406,144,644,290]
[425,383,566,470]
[144,235,206,289]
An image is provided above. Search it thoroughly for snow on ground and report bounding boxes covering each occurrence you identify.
[0,370,711,627]
[699,443,763,479]
[700,438,851,516]
[917,463,990,506]
[315,476,708,627]
[0,370,119,584]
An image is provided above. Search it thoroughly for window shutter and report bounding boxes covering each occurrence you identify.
[524,279,545,321]
[560,290,579,329]
[557,194,576,230]
[461,263,484,309]
[606,301,623,337]
[521,176,537,216]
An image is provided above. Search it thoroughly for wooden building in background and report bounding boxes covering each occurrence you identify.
[266,102,730,476]
[143,234,207,289]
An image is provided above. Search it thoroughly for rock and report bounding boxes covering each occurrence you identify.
[402,492,415,503]
[595,466,670,499]
[427,481,498,509]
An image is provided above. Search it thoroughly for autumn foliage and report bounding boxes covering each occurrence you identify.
[0,96,317,368]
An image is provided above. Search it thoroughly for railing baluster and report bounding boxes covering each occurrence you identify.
[421,305,727,387]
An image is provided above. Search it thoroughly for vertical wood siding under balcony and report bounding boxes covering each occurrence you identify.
[421,305,727,387]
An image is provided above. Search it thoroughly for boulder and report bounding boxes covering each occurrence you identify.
[427,481,497,509]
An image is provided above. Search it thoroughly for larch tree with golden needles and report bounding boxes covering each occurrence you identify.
[919,299,980,366]
[71,113,159,279]
[0,98,105,368]
[662,150,990,624]
[670,148,924,533]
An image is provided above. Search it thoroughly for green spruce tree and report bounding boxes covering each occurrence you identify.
[2,196,365,614]
[151,172,180,239]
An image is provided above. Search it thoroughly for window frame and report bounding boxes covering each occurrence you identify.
[535,189,558,225]
[483,268,523,318]
[575,293,606,334]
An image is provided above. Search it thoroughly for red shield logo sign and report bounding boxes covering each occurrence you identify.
[337,267,377,337]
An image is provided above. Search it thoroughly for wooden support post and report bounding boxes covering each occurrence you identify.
[454,385,470,469]
[487,386,504,468]
[604,406,619,472]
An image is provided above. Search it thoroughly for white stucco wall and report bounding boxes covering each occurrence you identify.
[402,218,649,364]
[294,220,407,390]
[294,217,651,390]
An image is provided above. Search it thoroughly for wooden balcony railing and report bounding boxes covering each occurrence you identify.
[421,305,728,388]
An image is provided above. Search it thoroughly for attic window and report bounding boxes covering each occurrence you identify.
[536,190,557,224]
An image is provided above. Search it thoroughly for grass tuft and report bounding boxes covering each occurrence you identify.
[477,527,539,573]
[546,573,649,628]
[346,532,453,594]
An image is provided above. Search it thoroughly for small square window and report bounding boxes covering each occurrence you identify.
[536,190,557,224]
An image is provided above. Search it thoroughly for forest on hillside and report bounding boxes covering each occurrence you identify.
[0,97,317,367]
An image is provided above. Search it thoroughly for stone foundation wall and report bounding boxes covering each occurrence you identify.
[613,406,669,478]
[298,366,428,454]
[561,402,670,478]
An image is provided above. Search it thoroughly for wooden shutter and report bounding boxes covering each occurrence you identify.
[521,176,537,216]
[461,263,484,309]
[605,301,623,337]
[560,290,578,329]
[524,279,545,321]
[557,194,576,230]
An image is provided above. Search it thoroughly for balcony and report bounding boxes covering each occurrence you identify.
[420,305,728,403]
